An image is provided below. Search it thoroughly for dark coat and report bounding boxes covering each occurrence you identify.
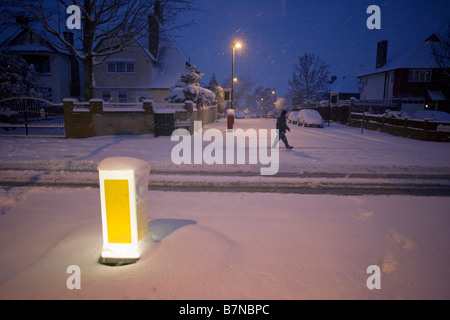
[276,114,290,134]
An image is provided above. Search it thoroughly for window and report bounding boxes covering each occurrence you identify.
[107,63,115,73]
[408,69,432,82]
[118,90,128,103]
[102,90,111,102]
[116,62,126,73]
[106,61,135,74]
[126,63,135,73]
[23,55,50,74]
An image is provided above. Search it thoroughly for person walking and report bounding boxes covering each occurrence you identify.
[276,110,293,149]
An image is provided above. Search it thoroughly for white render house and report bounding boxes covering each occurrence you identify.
[93,9,190,104]
[0,19,82,102]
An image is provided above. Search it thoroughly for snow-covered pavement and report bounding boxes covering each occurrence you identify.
[1,119,449,300]
[1,118,449,175]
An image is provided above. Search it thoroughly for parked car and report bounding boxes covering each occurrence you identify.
[288,111,299,124]
[297,109,324,128]
[235,111,245,118]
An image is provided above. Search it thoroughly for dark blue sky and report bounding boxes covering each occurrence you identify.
[174,0,449,97]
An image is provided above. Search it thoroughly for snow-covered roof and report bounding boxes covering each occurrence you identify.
[0,23,23,48]
[329,75,360,93]
[358,35,440,77]
[0,20,74,56]
[136,27,189,89]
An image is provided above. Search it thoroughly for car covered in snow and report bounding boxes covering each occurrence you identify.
[235,111,246,118]
[288,111,299,124]
[297,109,324,128]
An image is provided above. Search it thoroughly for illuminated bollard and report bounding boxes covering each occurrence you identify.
[98,157,150,265]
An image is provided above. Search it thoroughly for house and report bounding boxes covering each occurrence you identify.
[93,6,190,104]
[329,75,360,104]
[357,35,449,114]
[0,16,82,102]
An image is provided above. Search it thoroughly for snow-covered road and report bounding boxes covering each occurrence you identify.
[1,166,450,196]
[1,118,449,195]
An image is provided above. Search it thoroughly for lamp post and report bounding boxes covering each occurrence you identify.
[231,42,242,109]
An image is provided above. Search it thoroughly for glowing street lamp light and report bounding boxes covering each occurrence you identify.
[231,42,242,109]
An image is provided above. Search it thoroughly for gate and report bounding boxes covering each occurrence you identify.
[0,97,65,137]
[154,113,175,137]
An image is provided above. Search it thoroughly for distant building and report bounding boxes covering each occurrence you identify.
[329,75,360,104]
[0,17,82,102]
[93,6,190,104]
[357,35,449,113]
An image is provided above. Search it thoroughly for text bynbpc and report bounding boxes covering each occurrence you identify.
[171,121,280,175]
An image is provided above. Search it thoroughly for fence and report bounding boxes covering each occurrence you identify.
[349,112,450,142]
[103,102,145,112]
[0,97,65,137]
[315,99,400,125]
[63,99,217,138]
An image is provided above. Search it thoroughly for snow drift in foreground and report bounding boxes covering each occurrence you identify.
[0,188,449,300]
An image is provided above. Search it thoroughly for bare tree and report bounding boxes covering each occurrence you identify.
[288,53,330,107]
[1,0,198,100]
[251,86,276,117]
[430,24,450,82]
[223,74,254,111]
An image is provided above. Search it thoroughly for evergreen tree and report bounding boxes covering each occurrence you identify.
[166,65,216,107]
[0,48,39,98]
[209,74,226,113]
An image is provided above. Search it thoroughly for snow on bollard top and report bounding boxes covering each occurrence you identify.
[226,108,235,115]
[98,157,150,175]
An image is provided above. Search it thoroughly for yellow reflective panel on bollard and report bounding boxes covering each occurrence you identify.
[104,179,132,244]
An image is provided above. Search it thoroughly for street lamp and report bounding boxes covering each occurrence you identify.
[231,42,242,109]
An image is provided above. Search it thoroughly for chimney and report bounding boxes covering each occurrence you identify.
[15,13,29,26]
[376,40,388,69]
[155,1,163,24]
[148,1,163,59]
